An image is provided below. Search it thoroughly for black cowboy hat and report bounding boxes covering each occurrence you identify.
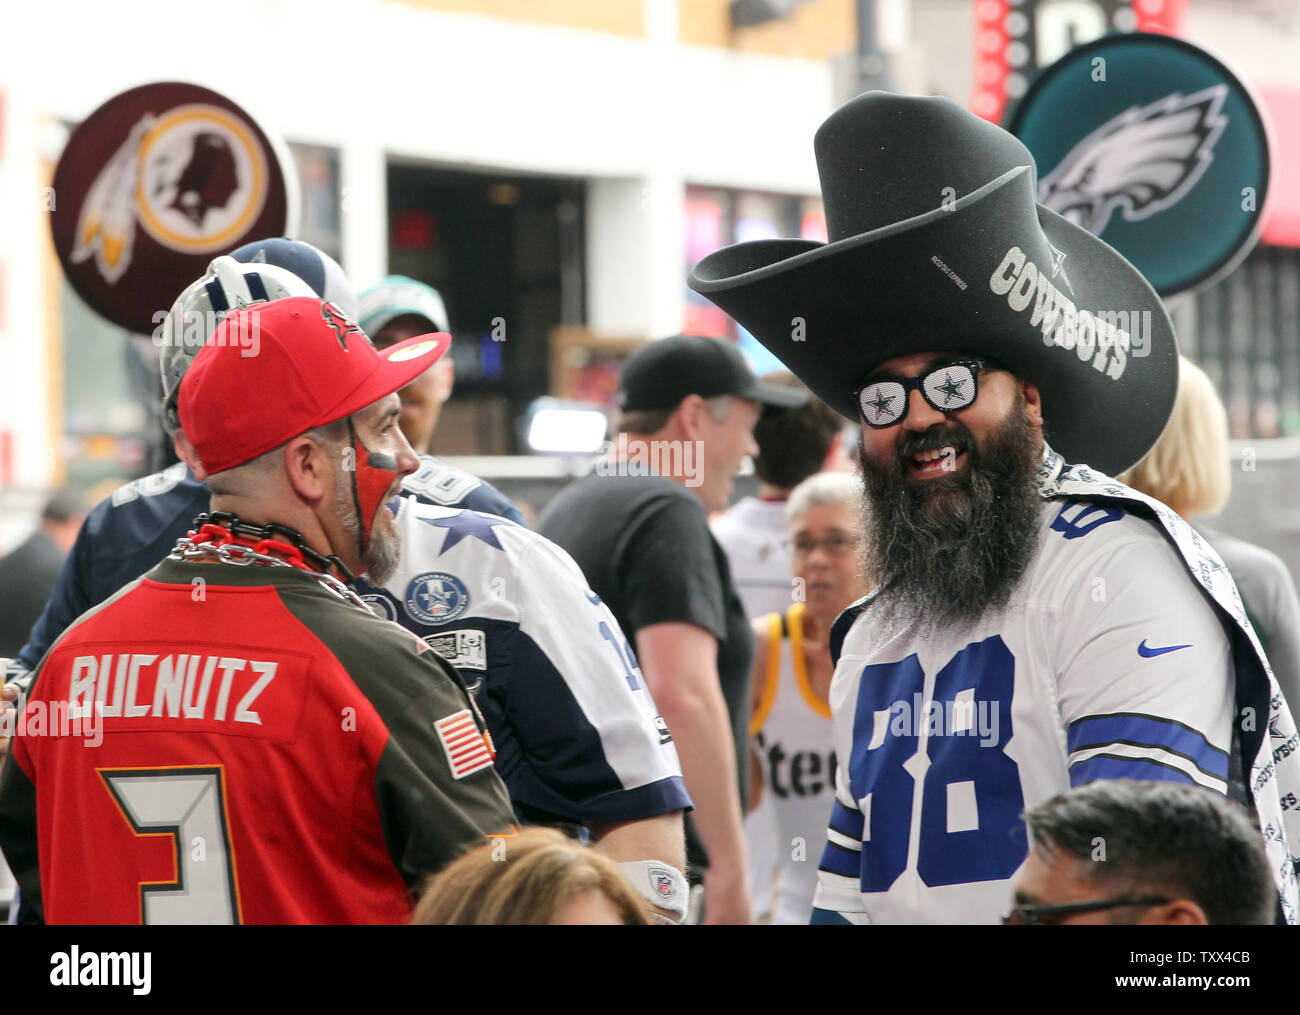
[688,91,1178,476]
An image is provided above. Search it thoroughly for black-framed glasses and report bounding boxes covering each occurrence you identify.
[856,358,1003,428]
[1001,895,1170,926]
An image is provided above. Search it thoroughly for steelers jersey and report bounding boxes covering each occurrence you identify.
[752,604,836,925]
[814,497,1237,924]
[357,499,690,827]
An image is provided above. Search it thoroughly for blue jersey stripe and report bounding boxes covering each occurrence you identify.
[828,800,864,840]
[1067,713,1229,780]
[818,839,862,878]
[1069,754,1214,789]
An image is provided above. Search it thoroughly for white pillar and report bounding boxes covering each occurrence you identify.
[587,178,654,336]
[645,170,687,339]
[339,137,388,289]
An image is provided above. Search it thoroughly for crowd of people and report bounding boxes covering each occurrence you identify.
[0,90,1295,926]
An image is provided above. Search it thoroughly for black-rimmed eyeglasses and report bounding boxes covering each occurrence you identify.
[856,358,1003,428]
[1001,895,1170,926]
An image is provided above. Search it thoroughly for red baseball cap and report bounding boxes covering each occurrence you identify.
[179,297,449,475]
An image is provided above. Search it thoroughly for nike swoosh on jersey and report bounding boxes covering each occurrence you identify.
[1138,640,1192,658]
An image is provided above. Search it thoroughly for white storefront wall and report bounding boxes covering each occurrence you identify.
[0,0,833,504]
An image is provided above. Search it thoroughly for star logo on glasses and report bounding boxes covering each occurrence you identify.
[935,372,967,405]
[866,391,896,421]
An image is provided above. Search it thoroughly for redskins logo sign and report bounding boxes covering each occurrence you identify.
[51,82,296,334]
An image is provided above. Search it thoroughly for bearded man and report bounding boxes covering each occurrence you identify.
[689,91,1300,924]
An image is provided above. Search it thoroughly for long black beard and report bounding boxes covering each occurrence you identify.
[858,401,1043,628]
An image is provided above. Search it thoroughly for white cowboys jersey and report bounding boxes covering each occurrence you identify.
[358,499,690,827]
[814,498,1236,924]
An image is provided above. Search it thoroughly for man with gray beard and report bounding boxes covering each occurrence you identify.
[325,434,402,587]
[0,297,520,923]
[688,91,1300,923]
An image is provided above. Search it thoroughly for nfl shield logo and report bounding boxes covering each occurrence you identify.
[654,874,673,899]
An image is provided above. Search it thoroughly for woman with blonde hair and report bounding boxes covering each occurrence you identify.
[412,827,653,925]
[1120,357,1300,711]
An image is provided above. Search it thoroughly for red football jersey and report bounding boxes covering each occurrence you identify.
[0,558,516,924]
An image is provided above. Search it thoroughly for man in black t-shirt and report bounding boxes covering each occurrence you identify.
[539,334,805,924]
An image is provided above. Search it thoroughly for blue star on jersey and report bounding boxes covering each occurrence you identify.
[420,510,513,555]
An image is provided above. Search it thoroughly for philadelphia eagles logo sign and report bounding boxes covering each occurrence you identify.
[1038,85,1228,236]
[1007,32,1271,298]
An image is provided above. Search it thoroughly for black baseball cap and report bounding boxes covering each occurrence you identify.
[618,334,809,413]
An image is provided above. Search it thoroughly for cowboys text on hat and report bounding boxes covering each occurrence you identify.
[990,245,1150,379]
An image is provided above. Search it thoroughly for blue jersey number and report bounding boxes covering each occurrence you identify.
[1050,501,1123,540]
[598,621,641,691]
[848,636,1026,892]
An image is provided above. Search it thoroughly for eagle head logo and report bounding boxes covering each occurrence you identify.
[1037,85,1229,237]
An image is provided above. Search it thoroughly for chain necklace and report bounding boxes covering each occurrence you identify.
[170,511,374,613]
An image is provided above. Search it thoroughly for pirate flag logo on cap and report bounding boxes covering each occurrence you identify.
[320,301,364,351]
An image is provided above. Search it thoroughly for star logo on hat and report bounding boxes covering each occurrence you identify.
[1047,244,1067,277]
[320,300,362,352]
[1047,243,1073,294]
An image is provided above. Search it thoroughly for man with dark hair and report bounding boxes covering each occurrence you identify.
[751,373,844,492]
[689,91,1300,923]
[712,371,844,620]
[1009,780,1275,925]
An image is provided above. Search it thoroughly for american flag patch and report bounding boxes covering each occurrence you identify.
[435,709,495,780]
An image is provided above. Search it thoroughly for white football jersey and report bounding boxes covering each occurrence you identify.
[357,499,689,827]
[711,497,796,619]
[814,497,1236,924]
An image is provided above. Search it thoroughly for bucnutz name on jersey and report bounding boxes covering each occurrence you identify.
[814,447,1300,924]
[356,498,688,827]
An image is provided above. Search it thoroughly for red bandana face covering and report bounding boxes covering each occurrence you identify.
[347,418,401,555]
